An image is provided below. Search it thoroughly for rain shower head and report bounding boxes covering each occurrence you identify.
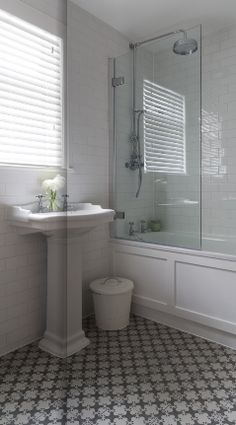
[130,29,198,55]
[173,32,198,55]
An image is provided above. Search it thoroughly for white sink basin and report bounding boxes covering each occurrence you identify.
[9,202,115,358]
[10,203,115,235]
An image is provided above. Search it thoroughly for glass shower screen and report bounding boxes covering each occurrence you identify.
[112,26,202,250]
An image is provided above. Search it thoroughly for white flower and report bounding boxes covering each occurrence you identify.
[42,178,52,192]
[53,174,66,190]
[42,174,65,193]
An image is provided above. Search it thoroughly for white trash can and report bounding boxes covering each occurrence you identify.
[90,277,134,330]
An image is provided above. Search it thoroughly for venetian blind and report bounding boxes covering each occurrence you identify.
[143,79,186,174]
[0,9,64,167]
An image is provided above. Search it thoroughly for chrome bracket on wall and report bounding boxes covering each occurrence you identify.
[114,211,125,220]
[112,76,125,87]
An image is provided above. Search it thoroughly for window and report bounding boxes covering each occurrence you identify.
[0,9,64,167]
[143,79,186,174]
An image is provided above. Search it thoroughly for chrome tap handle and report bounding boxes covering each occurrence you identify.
[35,194,45,213]
[62,194,69,211]
[140,220,146,233]
[128,221,135,236]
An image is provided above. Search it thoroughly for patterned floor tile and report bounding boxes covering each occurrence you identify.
[0,316,236,424]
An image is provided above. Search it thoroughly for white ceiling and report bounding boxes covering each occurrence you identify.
[71,0,236,42]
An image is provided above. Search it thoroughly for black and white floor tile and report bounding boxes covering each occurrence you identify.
[0,316,236,424]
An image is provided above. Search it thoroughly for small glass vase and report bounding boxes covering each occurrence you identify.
[48,190,58,212]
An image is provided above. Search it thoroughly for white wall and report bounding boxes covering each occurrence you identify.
[0,0,128,355]
[19,0,66,23]
[152,24,236,254]
[152,27,201,241]
[0,0,137,354]
[114,23,236,256]
[0,0,66,356]
[202,25,236,253]
[67,1,128,315]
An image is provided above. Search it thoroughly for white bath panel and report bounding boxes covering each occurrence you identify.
[175,261,236,325]
[114,250,170,304]
[112,239,236,350]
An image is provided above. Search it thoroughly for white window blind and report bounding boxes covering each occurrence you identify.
[0,9,64,167]
[143,79,186,174]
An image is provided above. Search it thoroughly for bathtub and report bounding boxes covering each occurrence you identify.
[117,230,236,255]
[111,234,236,350]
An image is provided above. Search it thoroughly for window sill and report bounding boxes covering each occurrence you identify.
[0,164,75,173]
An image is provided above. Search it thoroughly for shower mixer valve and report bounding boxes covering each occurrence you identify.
[125,154,144,171]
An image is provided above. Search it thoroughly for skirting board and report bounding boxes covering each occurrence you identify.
[0,335,41,358]
[132,302,236,351]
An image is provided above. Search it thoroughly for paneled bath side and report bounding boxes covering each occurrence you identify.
[111,239,236,350]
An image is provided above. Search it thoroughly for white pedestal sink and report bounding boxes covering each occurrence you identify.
[10,204,115,357]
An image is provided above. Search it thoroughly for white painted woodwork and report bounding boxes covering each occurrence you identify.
[39,232,89,357]
[11,205,114,357]
[112,239,236,349]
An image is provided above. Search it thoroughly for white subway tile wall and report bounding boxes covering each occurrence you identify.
[0,171,48,356]
[152,28,201,242]
[202,26,236,252]
[0,0,128,354]
[113,25,236,254]
[67,2,128,315]
[152,25,236,251]
[0,0,67,356]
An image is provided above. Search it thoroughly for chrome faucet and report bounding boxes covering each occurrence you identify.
[140,220,146,233]
[128,221,135,236]
[35,194,45,213]
[62,194,69,212]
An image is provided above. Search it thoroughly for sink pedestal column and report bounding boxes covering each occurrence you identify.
[39,231,90,357]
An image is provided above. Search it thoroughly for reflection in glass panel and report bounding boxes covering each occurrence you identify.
[112,26,201,250]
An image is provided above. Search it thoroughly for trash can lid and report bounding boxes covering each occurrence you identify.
[90,277,134,296]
